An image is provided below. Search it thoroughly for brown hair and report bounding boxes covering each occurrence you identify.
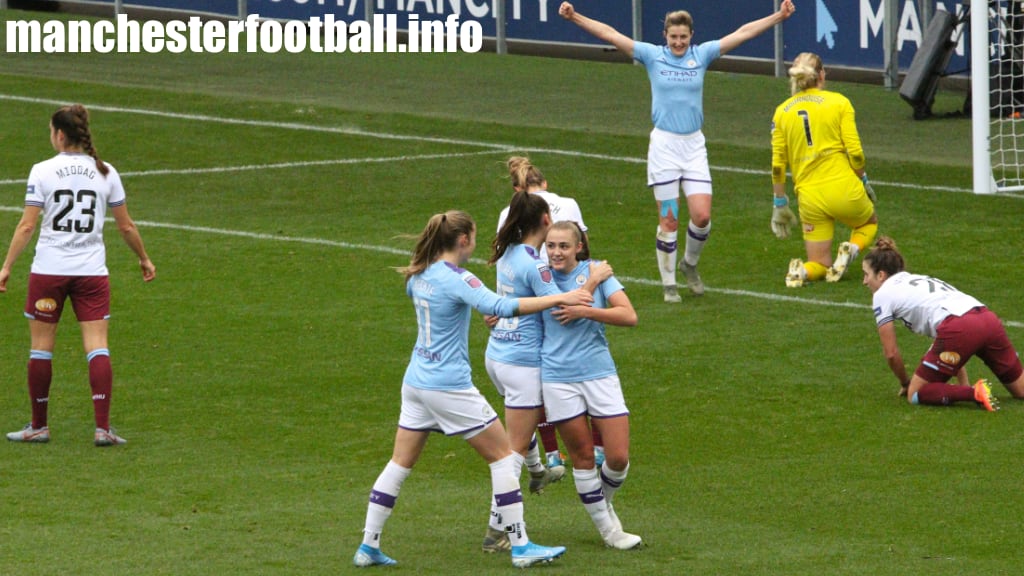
[863,236,906,277]
[788,52,824,95]
[398,210,476,280]
[51,104,109,176]
[548,220,590,262]
[489,191,550,265]
[507,155,546,192]
[664,10,693,33]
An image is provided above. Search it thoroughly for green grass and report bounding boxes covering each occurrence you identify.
[0,8,1022,576]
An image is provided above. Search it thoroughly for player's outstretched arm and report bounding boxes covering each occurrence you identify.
[559,2,635,57]
[720,0,795,55]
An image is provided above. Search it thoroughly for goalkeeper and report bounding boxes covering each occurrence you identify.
[769,52,878,287]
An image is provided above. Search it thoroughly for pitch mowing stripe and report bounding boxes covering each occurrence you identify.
[2,93,1015,198]
[0,150,504,186]
[0,205,1019,329]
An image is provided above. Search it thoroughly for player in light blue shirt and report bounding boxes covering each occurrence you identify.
[540,221,641,551]
[559,1,795,302]
[482,192,610,549]
[354,210,593,569]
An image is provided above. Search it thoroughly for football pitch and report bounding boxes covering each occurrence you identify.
[1,8,1023,575]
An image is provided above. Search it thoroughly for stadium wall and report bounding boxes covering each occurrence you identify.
[5,0,971,86]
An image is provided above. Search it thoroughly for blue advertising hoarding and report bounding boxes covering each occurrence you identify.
[47,0,973,72]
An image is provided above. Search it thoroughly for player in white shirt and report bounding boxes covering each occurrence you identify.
[560,1,795,302]
[0,104,156,447]
[496,156,587,261]
[861,237,1024,410]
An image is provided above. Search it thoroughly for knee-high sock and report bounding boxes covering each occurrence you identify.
[573,467,614,535]
[600,460,629,503]
[913,382,975,406]
[28,350,53,429]
[88,349,112,430]
[362,460,412,547]
[850,222,878,254]
[683,221,711,267]
[525,433,544,474]
[656,226,678,287]
[491,453,528,547]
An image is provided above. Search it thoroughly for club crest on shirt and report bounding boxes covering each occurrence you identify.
[803,223,815,232]
[575,274,587,286]
[536,262,552,283]
[687,59,697,67]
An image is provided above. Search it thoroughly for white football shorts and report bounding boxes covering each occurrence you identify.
[647,127,713,200]
[542,375,630,423]
[485,358,543,409]
[398,384,498,440]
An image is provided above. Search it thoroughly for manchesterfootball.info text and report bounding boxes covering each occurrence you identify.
[6,14,483,54]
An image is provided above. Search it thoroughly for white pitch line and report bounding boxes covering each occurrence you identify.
[0,205,1018,328]
[0,95,1021,326]
[0,150,503,186]
[4,93,1019,197]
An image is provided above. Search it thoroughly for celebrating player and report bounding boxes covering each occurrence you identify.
[1,104,156,447]
[482,192,610,552]
[353,210,593,568]
[861,237,1024,409]
[559,1,795,302]
[770,52,879,287]
[541,221,641,550]
[495,156,606,480]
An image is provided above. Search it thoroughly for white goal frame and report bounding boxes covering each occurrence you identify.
[971,0,1024,194]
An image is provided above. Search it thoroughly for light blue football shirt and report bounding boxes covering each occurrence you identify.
[633,40,721,135]
[403,260,519,391]
[541,260,625,383]
[486,244,561,367]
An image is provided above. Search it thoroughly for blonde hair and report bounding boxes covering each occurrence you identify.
[507,155,546,192]
[398,210,476,280]
[663,10,693,33]
[788,52,824,95]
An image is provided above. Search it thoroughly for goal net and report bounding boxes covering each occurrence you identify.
[974,0,1024,193]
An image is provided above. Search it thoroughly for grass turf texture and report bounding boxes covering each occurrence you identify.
[0,8,1022,575]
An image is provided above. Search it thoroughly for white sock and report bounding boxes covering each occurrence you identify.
[656,226,678,287]
[525,433,544,474]
[573,467,614,535]
[600,460,629,503]
[491,453,528,547]
[684,220,711,267]
[362,460,412,547]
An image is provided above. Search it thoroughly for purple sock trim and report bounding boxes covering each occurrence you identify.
[369,489,397,509]
[495,488,523,507]
[578,487,605,505]
[656,239,677,252]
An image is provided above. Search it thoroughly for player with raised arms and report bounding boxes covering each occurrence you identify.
[862,237,1024,409]
[353,210,593,568]
[559,1,795,302]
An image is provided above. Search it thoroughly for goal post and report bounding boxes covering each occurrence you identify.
[973,0,1024,194]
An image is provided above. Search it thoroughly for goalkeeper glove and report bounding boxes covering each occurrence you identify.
[771,196,797,239]
[861,173,877,204]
